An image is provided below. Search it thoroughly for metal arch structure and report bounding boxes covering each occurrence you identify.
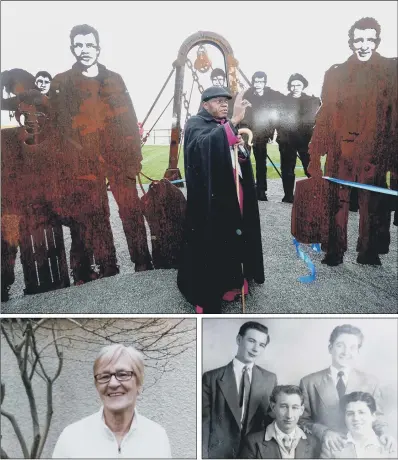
[164,31,244,183]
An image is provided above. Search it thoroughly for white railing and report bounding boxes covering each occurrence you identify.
[143,128,171,145]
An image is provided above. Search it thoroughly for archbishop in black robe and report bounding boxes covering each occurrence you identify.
[177,102,265,313]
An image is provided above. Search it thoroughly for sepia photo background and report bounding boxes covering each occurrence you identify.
[202,317,398,437]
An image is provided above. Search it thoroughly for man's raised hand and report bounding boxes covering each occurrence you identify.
[231,89,251,126]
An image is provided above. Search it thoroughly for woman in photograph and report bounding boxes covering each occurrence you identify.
[52,344,172,458]
[320,391,396,458]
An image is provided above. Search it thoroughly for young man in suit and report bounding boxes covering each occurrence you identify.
[49,24,153,275]
[202,321,277,458]
[240,385,321,459]
[299,324,394,454]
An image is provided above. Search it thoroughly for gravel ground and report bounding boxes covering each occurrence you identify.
[2,179,397,314]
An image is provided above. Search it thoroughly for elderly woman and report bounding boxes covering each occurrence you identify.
[52,344,172,458]
[320,391,396,458]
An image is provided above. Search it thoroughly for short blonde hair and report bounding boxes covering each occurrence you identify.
[93,344,145,388]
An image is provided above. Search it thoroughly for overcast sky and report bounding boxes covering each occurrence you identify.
[1,1,397,129]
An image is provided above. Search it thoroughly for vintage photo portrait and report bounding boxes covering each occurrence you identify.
[202,318,397,459]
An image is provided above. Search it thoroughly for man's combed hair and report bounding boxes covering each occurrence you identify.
[251,71,267,86]
[270,385,304,405]
[329,324,364,348]
[35,71,52,81]
[211,68,226,80]
[348,17,381,46]
[340,391,377,414]
[70,24,100,47]
[238,321,270,345]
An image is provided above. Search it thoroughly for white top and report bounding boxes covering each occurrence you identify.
[52,407,172,458]
[266,421,307,459]
[233,358,254,423]
[346,431,392,459]
[329,365,350,387]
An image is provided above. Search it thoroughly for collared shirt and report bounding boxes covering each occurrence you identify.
[346,431,392,459]
[52,407,172,458]
[329,365,350,387]
[265,421,307,459]
[233,358,254,393]
[233,358,254,423]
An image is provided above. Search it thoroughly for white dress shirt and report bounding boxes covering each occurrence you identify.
[233,358,254,422]
[52,407,172,458]
[265,421,307,459]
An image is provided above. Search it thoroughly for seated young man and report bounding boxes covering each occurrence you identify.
[320,391,397,458]
[240,385,320,459]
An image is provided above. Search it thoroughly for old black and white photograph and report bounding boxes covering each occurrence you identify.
[202,318,398,459]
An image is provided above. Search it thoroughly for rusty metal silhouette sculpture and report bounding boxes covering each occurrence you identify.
[294,17,397,267]
[276,73,320,203]
[1,24,158,301]
[34,71,52,95]
[1,85,71,300]
[49,24,152,273]
[140,178,186,269]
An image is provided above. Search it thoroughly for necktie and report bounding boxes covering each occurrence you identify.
[239,366,251,429]
[336,371,346,399]
[282,435,292,452]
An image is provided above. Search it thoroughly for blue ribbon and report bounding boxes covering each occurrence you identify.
[293,238,318,283]
[323,176,398,196]
[311,243,321,252]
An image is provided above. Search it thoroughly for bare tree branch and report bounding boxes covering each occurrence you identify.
[37,381,53,459]
[0,324,17,357]
[1,409,29,459]
[64,318,118,344]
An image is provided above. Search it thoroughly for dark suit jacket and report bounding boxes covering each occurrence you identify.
[240,430,321,459]
[299,367,386,441]
[202,361,277,459]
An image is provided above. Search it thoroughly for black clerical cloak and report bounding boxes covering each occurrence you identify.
[177,108,264,307]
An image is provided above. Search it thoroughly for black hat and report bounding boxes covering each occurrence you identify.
[201,86,232,102]
[287,73,308,89]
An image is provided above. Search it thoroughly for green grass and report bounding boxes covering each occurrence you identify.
[141,144,318,184]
